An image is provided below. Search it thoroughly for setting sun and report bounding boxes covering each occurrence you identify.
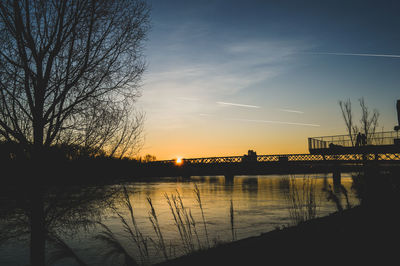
[175,157,183,165]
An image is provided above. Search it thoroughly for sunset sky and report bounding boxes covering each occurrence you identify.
[137,0,400,160]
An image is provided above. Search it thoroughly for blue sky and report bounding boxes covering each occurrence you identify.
[137,0,400,159]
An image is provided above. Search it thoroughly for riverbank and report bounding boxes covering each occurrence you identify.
[156,204,399,265]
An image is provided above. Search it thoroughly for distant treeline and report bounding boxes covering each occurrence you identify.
[0,140,156,162]
[0,140,158,185]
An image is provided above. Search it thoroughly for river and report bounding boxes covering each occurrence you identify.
[0,173,359,265]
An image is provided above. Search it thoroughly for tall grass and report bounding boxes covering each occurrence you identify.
[95,223,138,266]
[230,199,236,241]
[96,184,238,264]
[324,184,352,212]
[95,186,149,265]
[194,184,210,248]
[284,176,318,225]
[47,234,89,266]
[340,184,352,210]
[165,190,201,254]
[120,187,149,263]
[147,197,168,260]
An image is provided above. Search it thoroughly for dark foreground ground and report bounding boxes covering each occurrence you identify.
[156,205,399,266]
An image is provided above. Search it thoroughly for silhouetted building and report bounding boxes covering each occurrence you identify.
[243,150,257,162]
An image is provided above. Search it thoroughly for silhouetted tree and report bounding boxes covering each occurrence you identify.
[339,99,355,146]
[339,98,380,146]
[0,1,150,265]
[0,0,149,158]
[358,98,379,144]
[141,154,157,163]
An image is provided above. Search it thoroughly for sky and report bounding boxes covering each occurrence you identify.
[137,0,400,160]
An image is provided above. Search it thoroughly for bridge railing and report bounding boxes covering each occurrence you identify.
[149,152,400,165]
[308,131,400,151]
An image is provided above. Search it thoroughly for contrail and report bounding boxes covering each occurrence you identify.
[230,118,320,127]
[277,108,304,114]
[308,52,400,59]
[217,101,260,108]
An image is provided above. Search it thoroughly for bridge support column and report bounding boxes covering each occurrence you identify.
[225,174,234,184]
[333,169,341,192]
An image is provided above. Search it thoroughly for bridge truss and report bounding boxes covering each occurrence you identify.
[154,152,400,165]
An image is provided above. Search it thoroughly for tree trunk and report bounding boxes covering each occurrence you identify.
[30,188,46,266]
[31,116,46,266]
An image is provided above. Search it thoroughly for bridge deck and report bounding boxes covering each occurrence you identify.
[153,150,400,165]
[308,131,400,150]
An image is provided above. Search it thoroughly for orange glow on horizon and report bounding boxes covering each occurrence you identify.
[175,157,183,165]
[139,118,338,160]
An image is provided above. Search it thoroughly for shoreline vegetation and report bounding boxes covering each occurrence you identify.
[94,170,398,266]
[91,171,400,266]
[155,169,400,265]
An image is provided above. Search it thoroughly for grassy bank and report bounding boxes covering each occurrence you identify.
[155,205,399,265]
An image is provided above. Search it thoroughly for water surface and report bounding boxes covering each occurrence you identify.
[0,174,358,265]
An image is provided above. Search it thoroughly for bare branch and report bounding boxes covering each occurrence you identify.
[339,99,354,146]
[0,0,149,157]
[339,97,380,146]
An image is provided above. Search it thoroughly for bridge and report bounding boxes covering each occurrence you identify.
[136,100,400,189]
[155,150,400,165]
[142,130,400,189]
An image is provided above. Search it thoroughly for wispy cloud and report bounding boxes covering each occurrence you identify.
[229,118,320,127]
[308,52,400,59]
[277,108,304,114]
[199,114,319,127]
[140,25,314,132]
[144,39,310,99]
[217,101,261,108]
[177,96,199,101]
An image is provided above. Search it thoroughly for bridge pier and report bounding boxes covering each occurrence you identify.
[224,174,234,184]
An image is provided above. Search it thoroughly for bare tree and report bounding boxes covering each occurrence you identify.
[0,1,150,265]
[359,97,379,144]
[141,154,156,163]
[339,99,355,146]
[0,0,150,158]
[339,97,380,146]
[108,109,145,159]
